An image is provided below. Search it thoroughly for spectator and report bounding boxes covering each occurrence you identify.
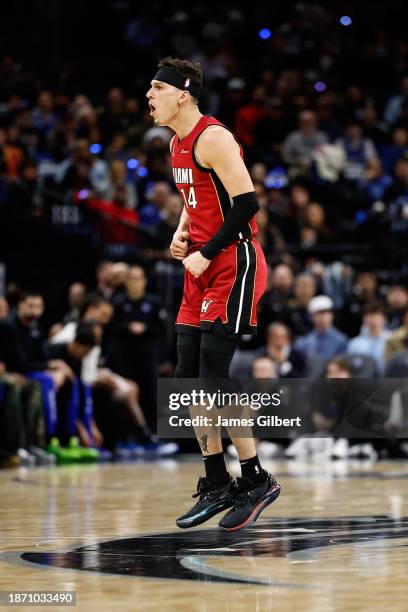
[47,320,100,378]
[288,273,316,336]
[268,263,295,298]
[384,153,408,204]
[96,261,114,299]
[32,91,57,141]
[46,320,104,448]
[284,355,352,460]
[255,206,285,255]
[318,262,353,310]
[383,75,408,125]
[57,138,110,198]
[142,193,183,262]
[110,262,129,299]
[0,291,55,373]
[294,295,348,361]
[250,163,267,184]
[358,158,393,204]
[143,126,172,149]
[380,126,408,174]
[63,282,87,324]
[360,104,389,146]
[234,85,268,149]
[326,355,353,379]
[316,97,342,140]
[218,77,246,130]
[347,301,391,374]
[252,356,278,379]
[340,271,379,337]
[110,265,163,424]
[385,285,408,329]
[384,155,408,247]
[139,181,171,226]
[255,322,307,378]
[99,87,127,145]
[49,291,175,453]
[282,110,328,177]
[323,356,378,460]
[301,202,331,245]
[335,121,378,182]
[52,294,109,382]
[254,97,291,163]
[312,356,353,437]
[106,133,128,163]
[0,291,77,445]
[384,306,408,360]
[258,263,295,336]
[279,182,312,243]
[105,160,137,209]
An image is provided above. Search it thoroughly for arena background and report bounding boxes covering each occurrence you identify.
[2,3,408,611]
[2,0,408,458]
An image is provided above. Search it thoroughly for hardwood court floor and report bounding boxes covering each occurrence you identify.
[0,458,408,612]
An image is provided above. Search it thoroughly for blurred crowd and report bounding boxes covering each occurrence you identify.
[2,2,408,465]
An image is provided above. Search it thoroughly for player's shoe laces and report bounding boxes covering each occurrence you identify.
[218,472,281,532]
[176,476,238,529]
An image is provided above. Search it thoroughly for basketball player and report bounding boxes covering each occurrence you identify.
[146,57,281,531]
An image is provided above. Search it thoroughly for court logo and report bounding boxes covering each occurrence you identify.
[17,515,408,587]
[201,299,214,314]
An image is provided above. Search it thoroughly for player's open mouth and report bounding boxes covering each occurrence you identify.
[149,103,156,116]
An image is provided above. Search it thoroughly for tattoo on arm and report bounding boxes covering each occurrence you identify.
[199,435,208,452]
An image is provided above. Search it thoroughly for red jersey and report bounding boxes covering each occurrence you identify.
[171,115,258,244]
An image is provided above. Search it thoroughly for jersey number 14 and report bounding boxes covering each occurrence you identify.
[180,186,197,209]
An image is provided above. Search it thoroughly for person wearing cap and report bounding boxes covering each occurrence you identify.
[294,294,348,361]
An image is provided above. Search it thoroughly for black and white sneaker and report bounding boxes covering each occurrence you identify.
[176,476,238,529]
[218,473,281,532]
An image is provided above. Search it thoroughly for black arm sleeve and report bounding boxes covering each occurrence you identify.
[200,191,260,260]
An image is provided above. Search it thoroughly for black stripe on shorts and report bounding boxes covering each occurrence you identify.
[225,240,257,334]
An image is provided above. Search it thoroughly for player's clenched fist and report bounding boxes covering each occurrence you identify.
[182,251,210,278]
[170,230,190,260]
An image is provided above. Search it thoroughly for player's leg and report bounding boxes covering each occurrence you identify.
[197,323,239,478]
[174,330,201,378]
[175,327,239,528]
[201,321,280,526]
[201,240,281,530]
[174,263,231,527]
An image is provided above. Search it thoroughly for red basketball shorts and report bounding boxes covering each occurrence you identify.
[175,238,267,335]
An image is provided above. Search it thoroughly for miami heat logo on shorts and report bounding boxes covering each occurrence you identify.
[201,299,214,314]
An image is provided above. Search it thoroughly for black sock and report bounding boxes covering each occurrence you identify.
[203,452,229,484]
[240,455,267,483]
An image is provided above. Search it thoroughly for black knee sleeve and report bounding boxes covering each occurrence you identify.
[199,348,235,378]
[199,327,239,378]
[174,332,201,378]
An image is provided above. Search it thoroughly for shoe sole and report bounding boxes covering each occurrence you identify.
[176,501,234,529]
[219,483,281,532]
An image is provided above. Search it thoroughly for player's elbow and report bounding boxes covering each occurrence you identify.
[232,191,260,216]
